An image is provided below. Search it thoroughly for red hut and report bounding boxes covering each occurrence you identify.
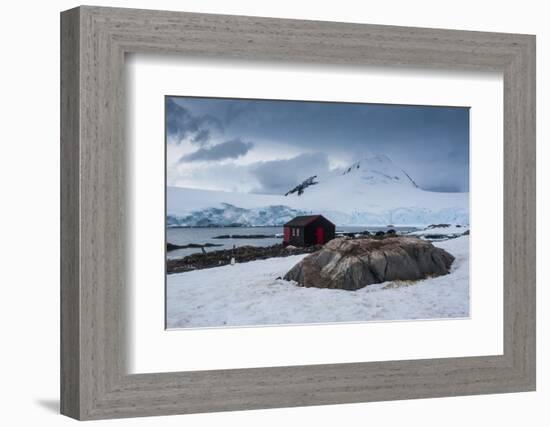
[283,215,335,247]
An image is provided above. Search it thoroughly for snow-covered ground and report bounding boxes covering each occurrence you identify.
[407,224,469,238]
[166,236,469,329]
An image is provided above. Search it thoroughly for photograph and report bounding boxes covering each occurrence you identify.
[50,3,538,421]
[165,96,470,329]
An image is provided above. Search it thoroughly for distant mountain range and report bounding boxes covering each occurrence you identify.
[167,154,469,227]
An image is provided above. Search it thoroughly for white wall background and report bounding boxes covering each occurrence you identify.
[0,0,546,425]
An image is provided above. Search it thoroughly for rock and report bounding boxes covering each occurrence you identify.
[422,234,449,240]
[283,236,454,291]
[213,234,276,239]
[167,243,322,274]
[167,242,182,251]
[166,242,222,251]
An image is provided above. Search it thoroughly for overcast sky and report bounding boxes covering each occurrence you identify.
[166,96,469,194]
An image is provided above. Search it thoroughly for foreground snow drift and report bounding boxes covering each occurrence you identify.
[166,236,469,328]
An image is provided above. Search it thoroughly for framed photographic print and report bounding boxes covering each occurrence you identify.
[164,96,470,329]
[61,6,536,420]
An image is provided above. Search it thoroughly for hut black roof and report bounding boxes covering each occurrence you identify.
[284,215,332,227]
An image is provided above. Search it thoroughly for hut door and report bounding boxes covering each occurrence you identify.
[283,226,290,243]
[316,226,324,244]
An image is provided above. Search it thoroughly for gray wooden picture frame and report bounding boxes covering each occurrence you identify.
[60,5,536,420]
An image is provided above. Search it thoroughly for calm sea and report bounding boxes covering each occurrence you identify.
[166,225,418,259]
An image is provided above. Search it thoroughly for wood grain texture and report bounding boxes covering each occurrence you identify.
[60,6,536,420]
[60,7,80,419]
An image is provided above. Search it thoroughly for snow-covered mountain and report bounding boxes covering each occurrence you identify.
[167,154,469,227]
[167,203,308,227]
[341,154,419,187]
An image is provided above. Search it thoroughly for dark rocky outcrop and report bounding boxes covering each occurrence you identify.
[212,234,276,239]
[284,236,454,291]
[167,244,322,274]
[285,175,318,196]
[337,230,372,238]
[167,242,222,252]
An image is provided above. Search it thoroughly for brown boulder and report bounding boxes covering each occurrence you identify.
[283,236,454,291]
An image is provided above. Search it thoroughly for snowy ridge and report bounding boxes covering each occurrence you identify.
[340,154,419,188]
[167,203,308,227]
[284,175,318,196]
[408,224,469,237]
[168,154,469,227]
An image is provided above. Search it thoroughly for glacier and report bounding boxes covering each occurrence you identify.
[167,154,469,227]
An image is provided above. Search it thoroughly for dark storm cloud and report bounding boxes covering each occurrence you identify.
[180,138,254,162]
[191,129,211,146]
[250,153,330,195]
[223,100,257,125]
[167,96,470,192]
[166,98,222,143]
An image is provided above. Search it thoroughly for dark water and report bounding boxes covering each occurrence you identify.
[166,225,418,259]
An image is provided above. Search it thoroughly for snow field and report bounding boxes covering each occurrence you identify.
[166,236,469,328]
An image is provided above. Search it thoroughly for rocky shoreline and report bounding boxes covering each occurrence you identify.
[212,234,278,239]
[167,242,222,252]
[166,225,468,274]
[167,244,321,274]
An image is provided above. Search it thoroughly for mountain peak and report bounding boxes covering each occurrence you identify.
[284,153,419,199]
[342,154,418,188]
